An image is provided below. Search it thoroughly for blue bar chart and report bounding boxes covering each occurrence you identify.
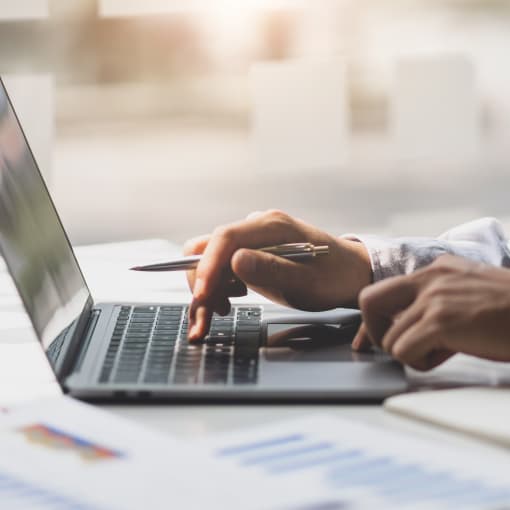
[0,469,102,510]
[214,419,510,510]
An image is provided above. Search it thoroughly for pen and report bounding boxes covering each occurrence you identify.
[129,243,329,272]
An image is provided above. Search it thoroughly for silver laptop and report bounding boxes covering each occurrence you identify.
[0,78,407,402]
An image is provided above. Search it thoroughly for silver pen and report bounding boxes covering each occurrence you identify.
[129,243,329,272]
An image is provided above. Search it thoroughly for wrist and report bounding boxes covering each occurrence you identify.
[335,238,373,305]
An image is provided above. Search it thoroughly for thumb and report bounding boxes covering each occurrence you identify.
[231,248,315,303]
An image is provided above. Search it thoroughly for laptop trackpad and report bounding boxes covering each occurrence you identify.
[263,323,390,362]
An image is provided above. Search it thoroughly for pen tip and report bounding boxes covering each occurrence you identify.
[129,266,141,271]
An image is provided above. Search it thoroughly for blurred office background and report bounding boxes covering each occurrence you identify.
[1,0,510,246]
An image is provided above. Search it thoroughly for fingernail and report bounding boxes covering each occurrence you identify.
[188,324,200,341]
[193,278,205,299]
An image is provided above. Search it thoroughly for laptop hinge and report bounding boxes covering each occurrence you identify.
[57,305,100,382]
[72,309,101,373]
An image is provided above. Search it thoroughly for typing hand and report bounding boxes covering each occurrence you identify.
[352,255,510,370]
[184,210,372,341]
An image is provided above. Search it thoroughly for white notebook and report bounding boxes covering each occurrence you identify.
[385,387,510,448]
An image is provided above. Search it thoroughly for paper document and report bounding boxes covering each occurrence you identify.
[0,397,310,510]
[195,414,510,510]
[385,387,510,448]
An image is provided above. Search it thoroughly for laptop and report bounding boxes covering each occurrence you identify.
[0,78,407,402]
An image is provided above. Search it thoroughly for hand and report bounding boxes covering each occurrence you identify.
[352,255,510,370]
[184,210,372,340]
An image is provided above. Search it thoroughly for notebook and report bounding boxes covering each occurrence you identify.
[385,387,510,448]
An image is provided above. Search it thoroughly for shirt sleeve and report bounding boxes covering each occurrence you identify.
[343,217,510,282]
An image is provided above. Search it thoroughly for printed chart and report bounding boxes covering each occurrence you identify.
[211,416,510,510]
[0,468,103,510]
[19,423,124,462]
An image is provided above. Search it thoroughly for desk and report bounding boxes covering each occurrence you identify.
[1,239,510,466]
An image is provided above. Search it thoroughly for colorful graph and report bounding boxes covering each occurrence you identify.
[19,423,124,462]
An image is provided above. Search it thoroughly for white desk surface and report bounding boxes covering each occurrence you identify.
[1,239,510,463]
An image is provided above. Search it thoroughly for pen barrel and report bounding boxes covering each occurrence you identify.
[131,243,329,272]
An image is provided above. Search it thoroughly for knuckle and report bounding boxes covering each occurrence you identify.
[429,254,479,276]
[417,257,462,282]
[263,209,291,225]
[212,225,237,246]
[264,208,287,218]
[425,300,451,324]
[421,279,447,300]
[424,261,452,279]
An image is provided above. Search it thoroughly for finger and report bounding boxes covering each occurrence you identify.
[351,323,373,352]
[214,298,231,317]
[231,248,317,307]
[194,272,247,301]
[188,300,210,341]
[359,275,418,346]
[419,349,455,371]
[225,278,248,298]
[389,319,453,371]
[381,298,425,353]
[193,212,301,302]
[183,234,210,256]
[184,235,211,291]
[188,296,230,341]
[188,275,245,339]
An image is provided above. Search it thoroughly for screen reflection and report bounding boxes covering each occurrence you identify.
[0,81,90,367]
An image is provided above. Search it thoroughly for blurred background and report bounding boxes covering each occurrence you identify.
[1,0,510,246]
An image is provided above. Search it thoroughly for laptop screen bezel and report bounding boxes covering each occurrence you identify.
[0,77,95,382]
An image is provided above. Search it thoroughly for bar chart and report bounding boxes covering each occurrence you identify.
[0,468,102,510]
[213,417,510,510]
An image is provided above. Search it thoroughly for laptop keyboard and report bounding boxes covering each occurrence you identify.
[98,305,261,386]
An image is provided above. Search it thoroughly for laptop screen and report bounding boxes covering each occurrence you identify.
[0,79,91,367]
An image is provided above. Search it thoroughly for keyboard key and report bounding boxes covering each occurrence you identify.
[159,311,182,317]
[154,326,179,333]
[151,340,176,347]
[206,336,234,346]
[130,317,155,324]
[134,306,157,312]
